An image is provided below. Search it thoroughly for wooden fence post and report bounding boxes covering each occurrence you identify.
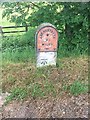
[0,26,3,38]
[0,26,2,93]
[25,25,28,32]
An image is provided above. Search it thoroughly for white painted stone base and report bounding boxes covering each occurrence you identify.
[36,52,57,67]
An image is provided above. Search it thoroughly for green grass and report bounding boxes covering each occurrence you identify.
[2,47,35,62]
[63,80,88,96]
[69,80,88,96]
[5,87,28,105]
[2,56,88,105]
[5,80,56,104]
[2,27,36,62]
[4,73,88,105]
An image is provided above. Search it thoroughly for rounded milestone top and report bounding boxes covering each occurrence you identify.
[36,23,57,33]
[35,23,58,52]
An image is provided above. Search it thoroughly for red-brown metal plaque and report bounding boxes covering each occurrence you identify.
[37,26,58,52]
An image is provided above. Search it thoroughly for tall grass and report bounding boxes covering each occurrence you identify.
[2,26,88,63]
[2,47,35,62]
[2,27,36,63]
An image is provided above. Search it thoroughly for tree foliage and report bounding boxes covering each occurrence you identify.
[1,2,89,56]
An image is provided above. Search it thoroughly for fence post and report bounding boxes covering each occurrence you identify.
[25,25,28,32]
[0,26,2,88]
[0,26,3,38]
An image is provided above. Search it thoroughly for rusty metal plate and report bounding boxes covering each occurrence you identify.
[36,25,58,52]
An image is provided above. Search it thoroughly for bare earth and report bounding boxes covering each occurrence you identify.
[0,93,89,119]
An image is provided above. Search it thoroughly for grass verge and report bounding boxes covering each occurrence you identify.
[2,56,88,104]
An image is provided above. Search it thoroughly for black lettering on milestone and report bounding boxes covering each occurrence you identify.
[40,32,43,39]
[39,28,56,39]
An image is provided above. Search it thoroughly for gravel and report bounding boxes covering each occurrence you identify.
[0,93,89,119]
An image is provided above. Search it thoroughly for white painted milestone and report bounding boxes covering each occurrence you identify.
[37,52,57,67]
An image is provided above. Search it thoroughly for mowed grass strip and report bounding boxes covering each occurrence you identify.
[2,55,88,104]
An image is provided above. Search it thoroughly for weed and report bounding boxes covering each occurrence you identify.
[27,80,56,98]
[5,87,27,104]
[7,76,16,82]
[28,83,45,98]
[69,80,88,96]
[44,81,56,97]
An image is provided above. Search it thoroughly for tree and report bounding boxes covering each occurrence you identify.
[1,2,89,55]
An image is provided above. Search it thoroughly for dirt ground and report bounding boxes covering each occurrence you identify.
[0,93,89,119]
